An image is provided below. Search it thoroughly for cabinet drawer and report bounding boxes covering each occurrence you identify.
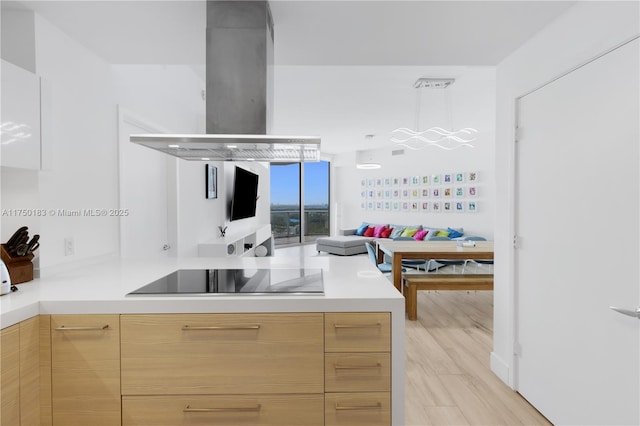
[122,394,324,426]
[121,313,324,395]
[325,392,390,426]
[51,315,120,426]
[325,313,390,353]
[325,353,391,392]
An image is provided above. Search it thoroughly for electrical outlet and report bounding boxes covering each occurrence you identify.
[64,237,74,256]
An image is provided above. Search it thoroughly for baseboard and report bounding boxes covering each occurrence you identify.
[490,351,511,387]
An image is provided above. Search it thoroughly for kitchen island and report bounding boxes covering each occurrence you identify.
[0,255,404,426]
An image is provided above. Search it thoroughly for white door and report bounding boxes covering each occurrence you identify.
[515,38,639,425]
[118,110,172,258]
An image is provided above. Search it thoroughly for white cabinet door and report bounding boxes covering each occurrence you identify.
[1,59,41,169]
[515,39,639,425]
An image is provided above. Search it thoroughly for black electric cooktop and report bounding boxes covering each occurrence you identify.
[127,268,324,296]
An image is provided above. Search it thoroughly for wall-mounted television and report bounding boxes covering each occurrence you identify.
[230,166,259,221]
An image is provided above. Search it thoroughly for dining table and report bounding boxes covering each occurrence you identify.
[376,240,495,292]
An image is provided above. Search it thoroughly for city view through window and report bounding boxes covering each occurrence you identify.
[270,161,330,245]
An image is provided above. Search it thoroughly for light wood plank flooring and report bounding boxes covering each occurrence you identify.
[405,289,550,426]
[274,244,551,426]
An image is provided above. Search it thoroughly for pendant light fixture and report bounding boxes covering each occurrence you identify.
[356,134,382,169]
[390,78,477,151]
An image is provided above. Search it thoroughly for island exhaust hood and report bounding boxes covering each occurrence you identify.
[130,1,320,162]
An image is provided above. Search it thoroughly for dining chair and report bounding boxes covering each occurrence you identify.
[392,236,430,271]
[426,236,465,273]
[461,236,493,273]
[365,242,405,274]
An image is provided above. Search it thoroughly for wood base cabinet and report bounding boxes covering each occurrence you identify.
[1,323,20,426]
[51,315,120,426]
[122,394,324,426]
[325,392,391,426]
[3,310,393,426]
[121,313,324,395]
[0,316,41,426]
[324,313,391,426]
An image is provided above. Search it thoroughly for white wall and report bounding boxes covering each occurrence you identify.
[332,68,496,238]
[494,1,639,387]
[112,65,213,258]
[112,66,271,257]
[33,14,119,270]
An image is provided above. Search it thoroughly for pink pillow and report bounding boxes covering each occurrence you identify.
[413,229,428,241]
[363,226,375,237]
[373,225,386,238]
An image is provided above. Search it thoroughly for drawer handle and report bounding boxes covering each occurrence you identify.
[182,324,260,331]
[335,362,382,370]
[184,404,261,413]
[334,323,381,329]
[54,325,109,331]
[335,402,382,411]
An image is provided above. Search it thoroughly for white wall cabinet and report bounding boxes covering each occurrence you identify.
[1,59,41,169]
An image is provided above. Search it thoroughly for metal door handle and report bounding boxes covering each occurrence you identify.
[609,306,640,319]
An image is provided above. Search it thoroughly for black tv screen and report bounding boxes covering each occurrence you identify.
[230,166,259,221]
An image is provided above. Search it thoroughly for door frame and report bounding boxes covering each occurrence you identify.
[511,34,640,391]
[116,106,176,256]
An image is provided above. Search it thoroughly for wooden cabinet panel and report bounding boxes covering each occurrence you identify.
[51,315,120,426]
[325,392,390,426]
[121,313,324,395]
[325,313,390,353]
[19,316,40,425]
[325,353,391,392]
[40,315,52,426]
[1,324,20,426]
[122,394,324,426]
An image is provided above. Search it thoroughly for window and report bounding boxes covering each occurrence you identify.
[270,161,330,246]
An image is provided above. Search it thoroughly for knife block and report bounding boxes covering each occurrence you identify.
[0,244,34,284]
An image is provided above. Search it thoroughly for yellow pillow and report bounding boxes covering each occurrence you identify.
[436,230,450,237]
[400,228,418,237]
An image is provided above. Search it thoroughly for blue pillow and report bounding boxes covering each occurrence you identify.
[389,227,405,239]
[355,224,369,236]
[447,227,464,238]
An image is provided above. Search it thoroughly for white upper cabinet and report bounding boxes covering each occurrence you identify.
[1,59,41,169]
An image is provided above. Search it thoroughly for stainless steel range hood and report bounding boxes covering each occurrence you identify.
[130,1,320,162]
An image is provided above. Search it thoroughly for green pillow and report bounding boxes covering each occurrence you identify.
[436,230,450,237]
[400,228,418,238]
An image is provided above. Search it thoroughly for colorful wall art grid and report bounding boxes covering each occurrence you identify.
[360,172,479,213]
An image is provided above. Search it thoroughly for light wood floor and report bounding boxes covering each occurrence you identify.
[405,289,550,426]
[274,244,551,425]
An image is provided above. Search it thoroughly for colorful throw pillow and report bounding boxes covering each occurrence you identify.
[400,228,418,238]
[363,226,375,237]
[436,230,451,237]
[380,227,393,238]
[389,227,405,239]
[355,224,369,236]
[373,225,386,238]
[447,227,464,238]
[413,229,428,240]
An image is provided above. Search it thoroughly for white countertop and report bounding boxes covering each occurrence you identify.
[0,255,404,329]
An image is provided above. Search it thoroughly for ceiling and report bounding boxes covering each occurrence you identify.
[7,0,575,66]
[4,0,576,153]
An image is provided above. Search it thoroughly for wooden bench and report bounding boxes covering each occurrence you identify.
[403,273,494,321]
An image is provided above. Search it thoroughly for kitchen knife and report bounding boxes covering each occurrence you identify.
[6,226,28,248]
[10,233,29,255]
[25,242,39,256]
[25,235,40,255]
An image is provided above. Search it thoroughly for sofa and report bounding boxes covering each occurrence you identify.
[315,222,465,256]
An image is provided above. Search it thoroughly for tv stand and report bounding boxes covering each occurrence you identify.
[198,224,272,257]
